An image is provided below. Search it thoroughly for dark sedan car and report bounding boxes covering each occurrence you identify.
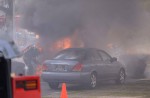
[42,48,126,89]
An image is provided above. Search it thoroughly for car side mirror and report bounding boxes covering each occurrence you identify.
[111,57,117,62]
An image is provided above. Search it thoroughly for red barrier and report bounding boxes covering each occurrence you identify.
[12,76,41,98]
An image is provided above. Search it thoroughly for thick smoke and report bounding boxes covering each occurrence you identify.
[17,0,150,78]
[17,0,141,49]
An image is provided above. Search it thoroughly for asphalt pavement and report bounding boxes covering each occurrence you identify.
[41,82,57,96]
[41,78,142,98]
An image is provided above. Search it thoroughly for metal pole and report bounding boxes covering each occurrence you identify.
[0,0,14,41]
[1,1,14,98]
[6,0,14,40]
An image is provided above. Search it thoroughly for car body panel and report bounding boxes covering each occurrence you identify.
[42,72,91,83]
[44,59,79,72]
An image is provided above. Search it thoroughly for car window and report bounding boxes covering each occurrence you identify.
[53,49,85,60]
[87,50,102,61]
[98,51,111,61]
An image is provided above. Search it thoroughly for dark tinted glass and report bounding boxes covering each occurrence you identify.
[98,51,111,61]
[87,50,102,60]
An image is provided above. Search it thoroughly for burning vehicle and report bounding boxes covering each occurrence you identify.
[41,48,126,89]
[0,39,41,98]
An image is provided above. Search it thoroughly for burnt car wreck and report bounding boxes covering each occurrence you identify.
[0,39,20,98]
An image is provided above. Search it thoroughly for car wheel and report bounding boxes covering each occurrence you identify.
[116,69,126,84]
[49,82,59,90]
[87,73,97,89]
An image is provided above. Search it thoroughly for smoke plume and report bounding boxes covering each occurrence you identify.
[17,0,142,50]
[17,0,150,78]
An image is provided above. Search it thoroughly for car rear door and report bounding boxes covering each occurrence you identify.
[83,50,103,80]
[95,50,104,80]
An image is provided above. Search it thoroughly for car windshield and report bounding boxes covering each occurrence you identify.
[53,49,85,60]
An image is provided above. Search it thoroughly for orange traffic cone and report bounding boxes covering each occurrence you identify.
[60,83,68,98]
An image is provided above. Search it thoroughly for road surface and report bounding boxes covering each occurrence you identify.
[41,79,150,98]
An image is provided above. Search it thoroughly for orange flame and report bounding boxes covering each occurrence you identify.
[54,37,72,50]
[52,29,84,51]
[63,38,72,49]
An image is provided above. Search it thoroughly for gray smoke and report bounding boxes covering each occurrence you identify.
[17,0,150,78]
[17,0,141,49]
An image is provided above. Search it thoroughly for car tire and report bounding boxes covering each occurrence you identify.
[49,82,59,90]
[86,72,97,89]
[116,69,126,84]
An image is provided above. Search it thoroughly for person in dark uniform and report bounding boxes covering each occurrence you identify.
[23,44,42,75]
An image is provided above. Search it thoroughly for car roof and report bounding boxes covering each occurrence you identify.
[63,48,103,52]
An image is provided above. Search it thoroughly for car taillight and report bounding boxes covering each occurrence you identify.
[16,80,37,90]
[72,63,83,72]
[25,80,37,90]
[42,64,48,71]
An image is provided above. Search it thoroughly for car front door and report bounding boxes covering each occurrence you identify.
[98,51,118,79]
